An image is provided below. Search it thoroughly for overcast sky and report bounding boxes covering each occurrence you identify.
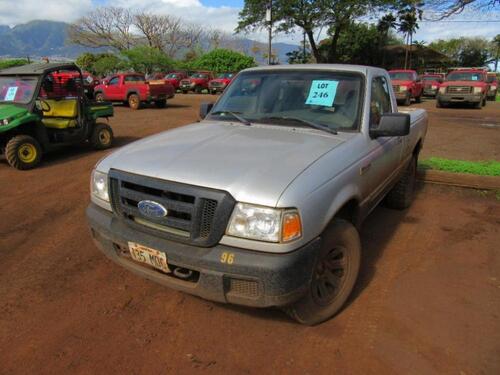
[0,0,498,45]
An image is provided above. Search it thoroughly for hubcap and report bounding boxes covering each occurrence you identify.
[98,129,111,145]
[311,246,347,306]
[18,143,37,163]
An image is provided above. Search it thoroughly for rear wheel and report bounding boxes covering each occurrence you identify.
[415,94,422,103]
[195,85,202,94]
[385,154,417,210]
[128,94,141,110]
[95,92,105,102]
[90,123,114,150]
[285,219,361,325]
[6,135,42,170]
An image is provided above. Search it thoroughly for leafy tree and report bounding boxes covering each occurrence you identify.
[237,0,412,63]
[493,34,500,71]
[398,2,423,69]
[75,53,97,73]
[92,54,125,77]
[191,49,256,72]
[121,46,175,74]
[429,37,493,67]
[424,0,500,19]
[286,48,312,64]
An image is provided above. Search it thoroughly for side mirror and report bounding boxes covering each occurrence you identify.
[370,113,410,138]
[199,102,214,119]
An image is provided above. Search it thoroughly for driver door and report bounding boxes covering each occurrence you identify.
[105,76,121,100]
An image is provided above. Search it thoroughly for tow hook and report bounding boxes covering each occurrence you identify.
[173,267,193,280]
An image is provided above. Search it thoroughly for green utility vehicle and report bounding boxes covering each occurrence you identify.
[0,63,114,170]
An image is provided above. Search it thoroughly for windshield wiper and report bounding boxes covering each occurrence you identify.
[210,111,252,126]
[258,116,337,135]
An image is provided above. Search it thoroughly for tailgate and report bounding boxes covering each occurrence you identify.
[148,81,173,97]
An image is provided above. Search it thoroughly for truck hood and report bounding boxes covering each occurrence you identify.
[0,104,28,120]
[391,79,414,86]
[97,121,344,207]
[441,81,486,88]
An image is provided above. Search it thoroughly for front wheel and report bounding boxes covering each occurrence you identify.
[285,219,361,325]
[415,92,422,103]
[128,94,141,110]
[95,92,105,102]
[90,123,114,150]
[5,135,43,170]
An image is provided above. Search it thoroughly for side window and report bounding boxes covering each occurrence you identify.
[108,77,119,86]
[370,77,392,128]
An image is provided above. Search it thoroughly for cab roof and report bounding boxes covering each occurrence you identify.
[0,62,80,76]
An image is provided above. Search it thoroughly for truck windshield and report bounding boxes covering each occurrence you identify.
[389,72,413,80]
[447,72,484,81]
[487,76,497,83]
[0,76,38,104]
[209,70,363,132]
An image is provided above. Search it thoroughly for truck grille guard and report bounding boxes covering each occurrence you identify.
[108,169,236,247]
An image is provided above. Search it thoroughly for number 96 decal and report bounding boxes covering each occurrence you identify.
[220,252,235,264]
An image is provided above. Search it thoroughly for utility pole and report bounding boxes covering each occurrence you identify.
[266,2,272,65]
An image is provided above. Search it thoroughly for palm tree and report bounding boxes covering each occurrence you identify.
[377,14,397,67]
[398,5,422,69]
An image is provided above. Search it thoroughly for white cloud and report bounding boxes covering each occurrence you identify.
[0,0,93,26]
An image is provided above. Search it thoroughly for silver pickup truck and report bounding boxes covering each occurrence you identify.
[87,65,428,325]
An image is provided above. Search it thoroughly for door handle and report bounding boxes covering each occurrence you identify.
[360,163,371,175]
[396,137,403,144]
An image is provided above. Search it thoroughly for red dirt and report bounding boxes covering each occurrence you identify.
[1,95,499,374]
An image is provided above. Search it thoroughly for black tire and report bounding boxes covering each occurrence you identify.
[128,94,141,110]
[482,97,486,107]
[436,100,442,108]
[90,123,113,150]
[5,135,42,170]
[285,219,361,325]
[403,93,411,106]
[473,100,481,109]
[155,98,167,108]
[95,92,105,102]
[194,86,202,94]
[182,90,188,94]
[415,93,422,103]
[385,155,417,210]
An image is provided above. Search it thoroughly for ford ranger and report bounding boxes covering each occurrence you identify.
[486,73,498,101]
[437,69,488,108]
[208,73,235,94]
[94,73,175,110]
[86,65,428,325]
[180,72,214,94]
[389,69,423,106]
[421,74,443,97]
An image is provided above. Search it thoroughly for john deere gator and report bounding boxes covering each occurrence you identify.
[0,62,114,170]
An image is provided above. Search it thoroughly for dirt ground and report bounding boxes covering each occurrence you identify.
[1,95,499,374]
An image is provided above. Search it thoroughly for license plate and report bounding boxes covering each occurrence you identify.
[128,242,170,273]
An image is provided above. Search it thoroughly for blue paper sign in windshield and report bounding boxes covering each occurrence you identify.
[306,80,338,106]
[5,87,18,101]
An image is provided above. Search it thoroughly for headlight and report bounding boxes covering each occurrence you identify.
[431,85,437,89]
[399,86,408,92]
[473,87,482,95]
[439,87,446,94]
[226,203,302,243]
[1,117,12,125]
[491,85,497,90]
[91,169,109,202]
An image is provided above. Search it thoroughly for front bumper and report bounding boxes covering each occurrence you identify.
[437,93,482,104]
[423,88,437,96]
[86,203,321,307]
[394,91,409,100]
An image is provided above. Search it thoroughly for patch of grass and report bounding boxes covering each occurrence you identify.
[419,157,500,176]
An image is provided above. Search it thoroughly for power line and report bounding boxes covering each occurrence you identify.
[421,20,500,22]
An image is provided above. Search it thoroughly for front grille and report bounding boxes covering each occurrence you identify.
[447,86,472,94]
[109,169,236,247]
[210,81,223,88]
[226,278,260,299]
[392,85,400,92]
[180,80,191,86]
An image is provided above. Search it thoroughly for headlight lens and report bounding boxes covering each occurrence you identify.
[431,85,437,89]
[91,170,109,202]
[399,86,408,92]
[1,118,12,125]
[439,87,446,94]
[473,87,482,94]
[226,203,302,243]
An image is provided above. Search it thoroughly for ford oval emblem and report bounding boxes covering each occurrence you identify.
[137,200,168,219]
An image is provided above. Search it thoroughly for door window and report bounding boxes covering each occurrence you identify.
[370,77,392,128]
[108,77,119,86]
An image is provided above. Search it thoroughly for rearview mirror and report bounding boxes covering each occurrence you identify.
[199,102,214,119]
[370,113,410,138]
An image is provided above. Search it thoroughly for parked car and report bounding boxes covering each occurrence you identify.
[420,74,443,97]
[94,73,175,110]
[486,73,498,101]
[179,71,214,94]
[388,69,423,106]
[0,63,114,170]
[436,69,488,108]
[86,64,428,325]
[164,72,188,90]
[51,71,99,100]
[208,73,235,94]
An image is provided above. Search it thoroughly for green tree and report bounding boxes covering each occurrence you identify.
[191,49,256,72]
[429,37,493,67]
[492,34,500,71]
[286,48,312,64]
[92,54,125,77]
[121,46,175,74]
[377,14,397,66]
[237,0,412,63]
[75,53,97,73]
[397,3,422,69]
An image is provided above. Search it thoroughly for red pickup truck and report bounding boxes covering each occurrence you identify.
[486,73,498,101]
[388,69,423,106]
[436,69,488,109]
[208,73,235,94]
[420,74,443,97]
[164,72,188,90]
[94,73,175,109]
[179,72,214,94]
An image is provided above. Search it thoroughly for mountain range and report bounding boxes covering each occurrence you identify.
[0,20,298,64]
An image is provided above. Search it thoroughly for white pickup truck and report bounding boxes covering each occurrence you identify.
[87,65,428,325]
